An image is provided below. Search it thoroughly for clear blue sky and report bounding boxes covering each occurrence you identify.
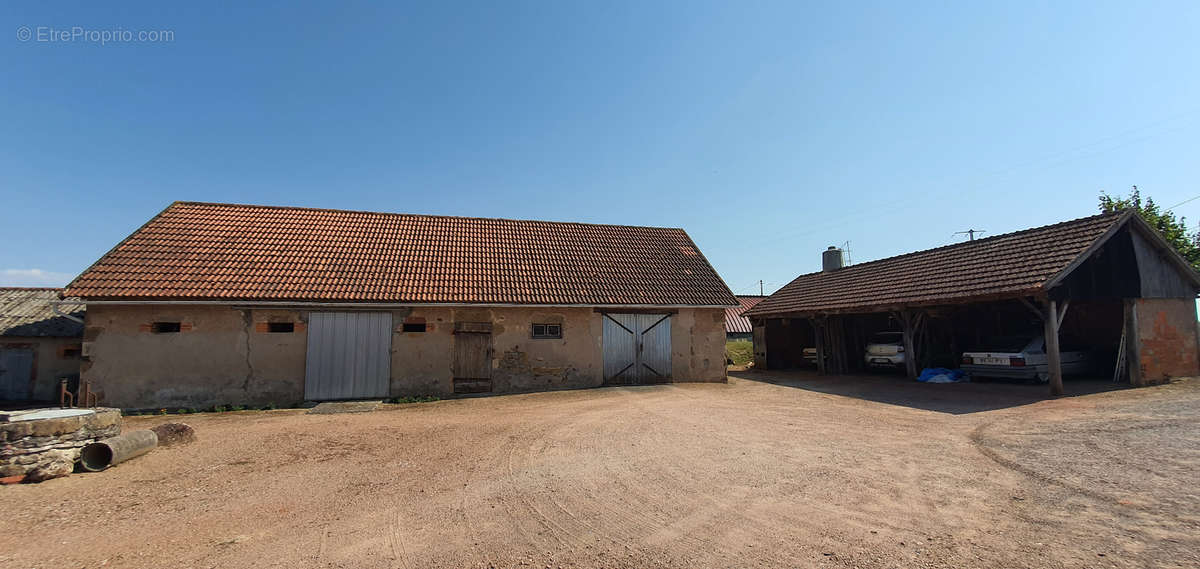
[3,1,1199,295]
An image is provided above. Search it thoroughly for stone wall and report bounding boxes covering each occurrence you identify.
[82,306,308,409]
[85,305,728,407]
[0,408,121,482]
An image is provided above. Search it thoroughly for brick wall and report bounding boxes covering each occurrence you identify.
[1131,298,1200,385]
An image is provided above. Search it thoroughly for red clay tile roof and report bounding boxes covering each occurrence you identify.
[745,212,1129,317]
[65,202,737,306]
[725,296,765,334]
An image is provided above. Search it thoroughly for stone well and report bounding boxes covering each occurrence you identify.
[1,408,122,482]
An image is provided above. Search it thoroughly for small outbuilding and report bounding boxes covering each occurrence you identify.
[745,212,1200,394]
[63,202,737,409]
[725,296,765,341]
[0,288,85,402]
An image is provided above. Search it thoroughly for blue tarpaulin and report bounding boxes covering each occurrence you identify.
[917,368,967,383]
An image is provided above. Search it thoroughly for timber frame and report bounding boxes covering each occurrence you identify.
[748,212,1200,395]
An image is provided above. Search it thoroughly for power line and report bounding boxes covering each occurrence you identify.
[1166,194,1200,211]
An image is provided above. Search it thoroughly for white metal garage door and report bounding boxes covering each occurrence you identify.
[304,312,392,400]
[602,313,672,384]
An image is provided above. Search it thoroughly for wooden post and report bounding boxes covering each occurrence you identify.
[812,317,826,375]
[899,311,918,379]
[1044,299,1064,396]
[829,316,844,374]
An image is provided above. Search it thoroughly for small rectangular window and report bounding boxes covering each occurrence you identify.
[152,322,181,334]
[532,323,562,339]
[402,322,427,333]
[61,346,82,358]
[268,322,295,333]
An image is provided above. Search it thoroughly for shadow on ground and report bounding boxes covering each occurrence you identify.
[730,368,1129,414]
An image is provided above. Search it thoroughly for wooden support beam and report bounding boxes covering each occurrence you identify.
[1018,297,1043,320]
[1044,299,1064,396]
[898,310,919,379]
[1056,299,1070,329]
[811,317,827,375]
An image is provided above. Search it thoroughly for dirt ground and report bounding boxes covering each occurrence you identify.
[2,371,1198,569]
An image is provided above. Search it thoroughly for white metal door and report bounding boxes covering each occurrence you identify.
[0,347,34,400]
[304,312,392,400]
[602,313,672,384]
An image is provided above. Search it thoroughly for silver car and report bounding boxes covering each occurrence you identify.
[863,331,906,370]
[961,335,1090,383]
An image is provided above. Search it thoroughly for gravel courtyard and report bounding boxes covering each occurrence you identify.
[2,372,1197,569]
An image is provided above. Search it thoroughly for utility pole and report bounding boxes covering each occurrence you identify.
[954,229,986,241]
[759,280,764,296]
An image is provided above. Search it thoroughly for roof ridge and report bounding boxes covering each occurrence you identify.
[779,211,1123,281]
[172,201,686,232]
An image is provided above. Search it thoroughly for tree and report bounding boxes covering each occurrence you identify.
[1098,187,1200,271]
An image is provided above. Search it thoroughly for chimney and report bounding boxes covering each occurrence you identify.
[822,246,844,272]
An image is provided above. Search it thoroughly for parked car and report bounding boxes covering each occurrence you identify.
[863,331,905,370]
[961,335,1091,383]
[802,347,819,366]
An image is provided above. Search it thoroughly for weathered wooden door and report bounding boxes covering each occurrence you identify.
[453,326,493,393]
[304,312,392,400]
[0,347,34,400]
[602,313,672,384]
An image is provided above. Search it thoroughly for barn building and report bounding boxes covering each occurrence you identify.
[0,288,85,402]
[62,202,736,409]
[725,296,765,341]
[744,212,1200,394]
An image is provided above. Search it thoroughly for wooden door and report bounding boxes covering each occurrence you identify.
[453,328,493,393]
[602,313,672,384]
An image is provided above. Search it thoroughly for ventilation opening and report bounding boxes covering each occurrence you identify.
[402,322,427,333]
[268,322,295,333]
[152,322,181,334]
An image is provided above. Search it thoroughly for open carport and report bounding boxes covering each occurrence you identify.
[746,212,1200,394]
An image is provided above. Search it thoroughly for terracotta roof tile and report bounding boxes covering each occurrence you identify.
[725,296,765,334]
[65,202,737,306]
[745,213,1125,317]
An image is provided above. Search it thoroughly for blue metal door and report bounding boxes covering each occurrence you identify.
[0,347,34,400]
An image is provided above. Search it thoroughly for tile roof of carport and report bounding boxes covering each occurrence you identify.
[745,212,1140,317]
[64,202,738,307]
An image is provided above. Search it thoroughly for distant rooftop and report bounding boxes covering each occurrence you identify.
[0,288,83,337]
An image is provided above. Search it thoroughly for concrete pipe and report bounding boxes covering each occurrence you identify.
[79,430,159,472]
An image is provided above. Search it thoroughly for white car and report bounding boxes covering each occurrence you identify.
[802,347,819,366]
[863,331,906,370]
[961,335,1091,383]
